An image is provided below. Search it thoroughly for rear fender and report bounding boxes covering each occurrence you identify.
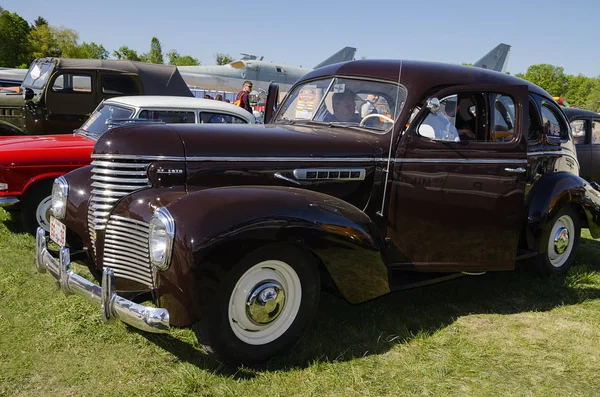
[525,172,600,248]
[156,186,389,326]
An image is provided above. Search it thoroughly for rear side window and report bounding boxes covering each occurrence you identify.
[138,110,195,123]
[199,112,248,124]
[52,74,92,93]
[101,75,140,95]
[540,104,566,139]
[570,119,587,144]
[593,120,600,144]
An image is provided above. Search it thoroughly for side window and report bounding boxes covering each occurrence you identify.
[540,103,566,139]
[570,120,588,145]
[138,110,195,123]
[491,95,516,142]
[51,74,92,93]
[199,112,248,124]
[417,92,514,143]
[593,120,600,144]
[101,75,140,95]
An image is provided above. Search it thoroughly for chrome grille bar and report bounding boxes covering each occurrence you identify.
[102,215,154,287]
[87,158,151,254]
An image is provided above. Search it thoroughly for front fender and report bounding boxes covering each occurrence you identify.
[525,172,600,247]
[133,186,389,326]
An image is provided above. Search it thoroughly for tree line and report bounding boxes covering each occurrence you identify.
[0,7,598,112]
[0,7,233,68]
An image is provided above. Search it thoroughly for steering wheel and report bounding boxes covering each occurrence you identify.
[359,113,394,127]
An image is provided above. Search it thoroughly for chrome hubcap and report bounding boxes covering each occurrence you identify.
[553,227,569,254]
[246,281,285,325]
[36,196,53,232]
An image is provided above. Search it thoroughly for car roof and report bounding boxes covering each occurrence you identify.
[33,57,193,97]
[562,107,600,120]
[103,96,256,122]
[298,59,551,100]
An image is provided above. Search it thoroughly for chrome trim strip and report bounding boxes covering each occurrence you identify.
[92,154,537,165]
[393,158,528,164]
[186,156,376,163]
[92,154,181,161]
[35,228,169,333]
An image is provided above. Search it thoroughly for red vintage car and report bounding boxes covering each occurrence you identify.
[0,96,255,233]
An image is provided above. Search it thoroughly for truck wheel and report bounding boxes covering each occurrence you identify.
[193,244,320,365]
[533,206,581,276]
[21,180,54,235]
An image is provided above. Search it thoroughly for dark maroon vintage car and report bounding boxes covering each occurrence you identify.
[35,60,600,364]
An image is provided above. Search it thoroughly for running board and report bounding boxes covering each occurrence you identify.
[389,270,464,292]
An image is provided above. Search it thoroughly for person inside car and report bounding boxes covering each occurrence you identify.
[323,90,361,123]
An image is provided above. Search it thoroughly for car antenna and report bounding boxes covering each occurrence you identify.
[376,60,403,217]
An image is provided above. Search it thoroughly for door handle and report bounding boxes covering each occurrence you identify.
[504,167,526,174]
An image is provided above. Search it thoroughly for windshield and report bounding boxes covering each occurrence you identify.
[22,61,55,89]
[274,77,406,133]
[78,103,135,137]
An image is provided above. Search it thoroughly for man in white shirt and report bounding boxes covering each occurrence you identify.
[361,94,379,118]
[418,99,460,141]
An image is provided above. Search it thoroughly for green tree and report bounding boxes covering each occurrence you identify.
[29,24,59,58]
[0,9,31,67]
[54,27,79,57]
[167,50,199,66]
[515,64,568,97]
[584,77,600,112]
[112,45,141,61]
[564,74,595,108]
[215,53,232,65]
[144,37,163,64]
[33,16,48,27]
[76,42,108,59]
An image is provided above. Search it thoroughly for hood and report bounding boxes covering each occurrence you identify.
[0,133,94,165]
[0,91,25,107]
[94,123,385,160]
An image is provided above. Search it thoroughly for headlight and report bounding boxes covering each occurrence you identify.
[51,176,69,220]
[149,207,175,271]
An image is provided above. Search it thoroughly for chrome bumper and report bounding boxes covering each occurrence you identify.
[34,227,170,333]
[0,197,19,207]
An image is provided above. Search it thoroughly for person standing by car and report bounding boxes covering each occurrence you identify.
[235,81,253,113]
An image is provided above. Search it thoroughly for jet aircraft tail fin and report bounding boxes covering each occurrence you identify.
[313,47,357,69]
[472,43,511,73]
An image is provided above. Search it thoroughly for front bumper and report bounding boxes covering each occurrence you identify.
[34,227,170,333]
[0,196,19,207]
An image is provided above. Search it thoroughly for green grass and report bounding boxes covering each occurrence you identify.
[1,207,600,396]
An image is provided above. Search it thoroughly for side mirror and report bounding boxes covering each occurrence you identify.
[264,82,279,124]
[23,87,34,101]
[426,97,440,114]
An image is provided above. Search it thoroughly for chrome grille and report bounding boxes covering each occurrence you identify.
[103,215,154,287]
[87,159,151,253]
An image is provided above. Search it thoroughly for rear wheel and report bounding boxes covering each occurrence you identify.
[21,180,54,235]
[193,244,320,364]
[533,206,581,276]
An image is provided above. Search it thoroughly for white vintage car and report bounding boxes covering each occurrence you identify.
[81,95,256,133]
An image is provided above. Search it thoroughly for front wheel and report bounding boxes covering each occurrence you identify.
[21,180,54,234]
[193,244,320,364]
[533,206,581,276]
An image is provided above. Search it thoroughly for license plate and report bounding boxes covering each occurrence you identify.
[50,216,66,247]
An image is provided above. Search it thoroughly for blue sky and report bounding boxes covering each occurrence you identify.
[3,0,599,77]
